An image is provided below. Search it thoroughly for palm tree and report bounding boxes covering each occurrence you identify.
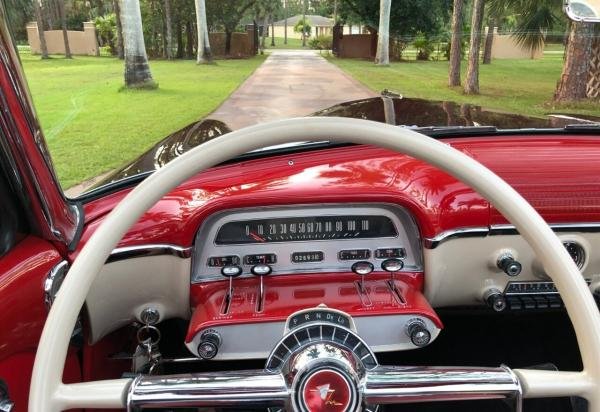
[57,0,71,58]
[554,22,594,101]
[113,0,124,59]
[448,0,464,86]
[195,0,211,63]
[33,0,49,58]
[482,16,495,64]
[464,0,485,94]
[164,0,173,60]
[375,0,391,65]
[120,0,156,88]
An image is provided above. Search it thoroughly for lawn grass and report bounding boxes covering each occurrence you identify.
[328,54,599,118]
[266,37,307,49]
[20,53,265,189]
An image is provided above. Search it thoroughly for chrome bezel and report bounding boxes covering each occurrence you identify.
[43,260,69,309]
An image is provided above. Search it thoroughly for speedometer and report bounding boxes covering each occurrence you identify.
[215,215,397,244]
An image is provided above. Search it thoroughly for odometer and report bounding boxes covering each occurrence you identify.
[215,215,397,245]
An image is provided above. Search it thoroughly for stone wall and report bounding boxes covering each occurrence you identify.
[27,21,98,56]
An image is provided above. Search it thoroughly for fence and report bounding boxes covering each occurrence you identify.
[26,21,98,56]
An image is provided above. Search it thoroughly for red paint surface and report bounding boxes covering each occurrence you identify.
[79,136,600,257]
[0,41,77,252]
[0,236,80,410]
[186,272,440,343]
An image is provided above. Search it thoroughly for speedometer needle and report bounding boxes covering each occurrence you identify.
[249,232,266,242]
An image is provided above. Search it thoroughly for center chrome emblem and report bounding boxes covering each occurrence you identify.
[300,369,353,412]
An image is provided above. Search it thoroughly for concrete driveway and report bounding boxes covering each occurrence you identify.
[210,50,377,130]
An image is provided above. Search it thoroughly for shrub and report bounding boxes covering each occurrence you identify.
[413,33,434,61]
[309,35,332,50]
[94,14,117,55]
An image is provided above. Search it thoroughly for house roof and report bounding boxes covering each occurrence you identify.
[273,14,334,27]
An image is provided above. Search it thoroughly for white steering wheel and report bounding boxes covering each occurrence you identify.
[29,117,600,411]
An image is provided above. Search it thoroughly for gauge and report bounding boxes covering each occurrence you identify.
[215,215,397,244]
[244,254,277,265]
[375,247,406,259]
[563,241,585,269]
[207,255,240,267]
[339,249,370,260]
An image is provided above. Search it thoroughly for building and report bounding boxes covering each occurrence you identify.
[272,14,334,39]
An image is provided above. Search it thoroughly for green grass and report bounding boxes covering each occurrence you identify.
[328,55,600,118]
[265,37,307,49]
[20,54,265,189]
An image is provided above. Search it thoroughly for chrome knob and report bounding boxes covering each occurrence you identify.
[483,288,507,312]
[221,265,243,277]
[497,254,522,277]
[251,264,272,276]
[407,321,431,347]
[197,329,222,360]
[381,258,404,274]
[351,261,374,275]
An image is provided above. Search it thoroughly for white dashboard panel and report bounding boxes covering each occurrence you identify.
[192,204,423,283]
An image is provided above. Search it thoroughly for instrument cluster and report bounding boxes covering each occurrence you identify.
[191,204,423,283]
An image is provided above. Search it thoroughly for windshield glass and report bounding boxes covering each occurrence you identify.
[3,0,600,197]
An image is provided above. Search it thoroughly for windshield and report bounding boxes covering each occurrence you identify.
[3,0,600,197]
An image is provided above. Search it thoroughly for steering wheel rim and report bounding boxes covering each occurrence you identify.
[29,117,600,411]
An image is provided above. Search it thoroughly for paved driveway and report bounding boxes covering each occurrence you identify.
[210,50,377,130]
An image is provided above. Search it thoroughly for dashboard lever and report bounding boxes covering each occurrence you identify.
[221,265,243,311]
[251,264,272,313]
[352,261,374,294]
[381,258,404,281]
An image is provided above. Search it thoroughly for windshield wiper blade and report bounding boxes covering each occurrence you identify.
[411,125,499,137]
[564,123,600,132]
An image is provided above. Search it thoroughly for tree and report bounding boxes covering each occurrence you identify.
[120,0,156,88]
[206,0,256,55]
[375,0,391,65]
[464,0,485,94]
[33,0,49,59]
[448,0,463,85]
[114,0,124,58]
[482,17,495,64]
[302,0,306,46]
[554,22,594,101]
[339,0,449,40]
[195,0,211,63]
[57,0,72,58]
[164,0,173,59]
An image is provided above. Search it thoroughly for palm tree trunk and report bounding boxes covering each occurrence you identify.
[271,15,275,47]
[448,0,463,86]
[186,20,194,58]
[464,0,485,94]
[554,22,593,101]
[302,0,306,47]
[58,0,71,58]
[114,0,124,59]
[482,19,495,64]
[120,0,156,88]
[261,14,268,51]
[284,0,288,44]
[195,0,212,63]
[375,0,391,65]
[587,35,600,99]
[34,0,49,59]
[164,0,173,59]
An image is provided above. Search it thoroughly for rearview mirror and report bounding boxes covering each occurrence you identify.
[564,0,600,22]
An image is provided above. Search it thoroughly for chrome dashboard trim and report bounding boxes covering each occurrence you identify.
[44,260,69,309]
[424,223,600,248]
[107,244,192,263]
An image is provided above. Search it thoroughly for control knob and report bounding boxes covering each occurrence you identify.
[483,288,507,312]
[497,253,522,277]
[406,320,431,347]
[197,329,222,360]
